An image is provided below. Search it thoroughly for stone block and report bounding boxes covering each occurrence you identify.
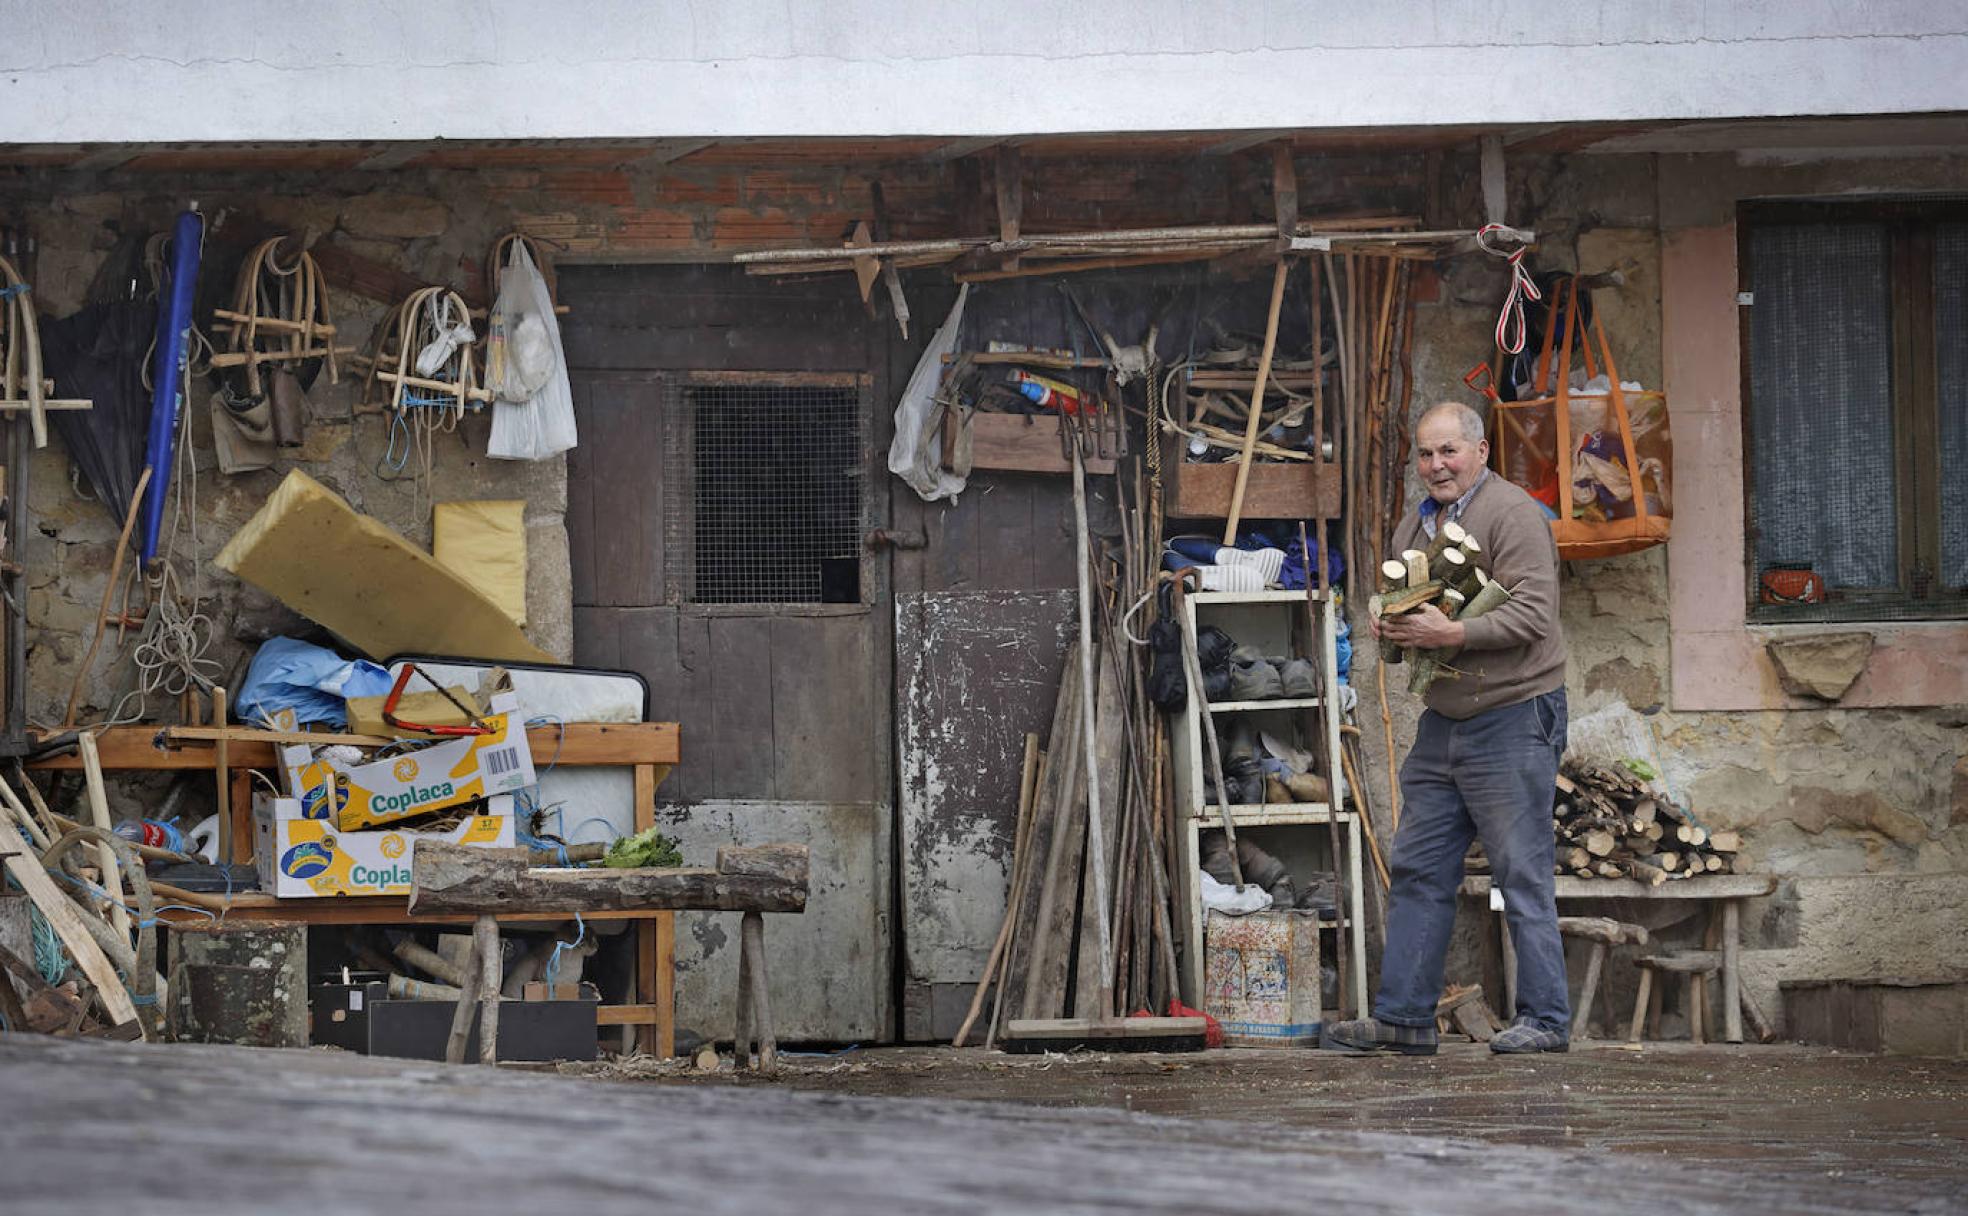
[1765,632,1875,701]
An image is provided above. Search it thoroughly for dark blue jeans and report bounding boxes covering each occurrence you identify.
[1374,688,1569,1031]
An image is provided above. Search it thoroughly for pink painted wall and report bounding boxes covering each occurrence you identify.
[1662,224,1968,710]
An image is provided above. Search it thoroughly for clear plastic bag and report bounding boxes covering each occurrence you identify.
[887,285,970,502]
[485,241,578,461]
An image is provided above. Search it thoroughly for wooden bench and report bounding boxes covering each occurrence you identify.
[410,841,809,1071]
[1461,873,1776,1043]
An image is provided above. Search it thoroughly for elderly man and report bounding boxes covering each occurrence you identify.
[1326,401,1570,1055]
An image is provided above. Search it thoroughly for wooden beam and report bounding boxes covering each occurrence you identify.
[1203,129,1294,157]
[1272,143,1299,241]
[995,145,1023,272]
[0,813,140,1030]
[922,136,1007,164]
[407,842,809,916]
[30,723,680,772]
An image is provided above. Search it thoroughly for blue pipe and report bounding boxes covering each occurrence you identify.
[139,208,203,567]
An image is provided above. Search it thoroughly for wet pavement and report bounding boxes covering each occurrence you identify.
[571,1040,1968,1212]
[3,1036,1962,1214]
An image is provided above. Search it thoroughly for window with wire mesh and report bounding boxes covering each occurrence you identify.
[1741,198,1968,623]
[664,382,865,605]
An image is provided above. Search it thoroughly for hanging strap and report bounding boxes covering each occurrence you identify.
[1479,224,1541,356]
[1591,305,1650,529]
[1552,278,1578,525]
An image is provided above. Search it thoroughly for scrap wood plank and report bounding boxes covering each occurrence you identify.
[1018,653,1089,1021]
[408,841,808,916]
[0,813,140,1029]
[1071,641,1124,1019]
[998,643,1080,1022]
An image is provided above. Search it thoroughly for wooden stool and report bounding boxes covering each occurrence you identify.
[1558,916,1648,1040]
[1631,950,1722,1044]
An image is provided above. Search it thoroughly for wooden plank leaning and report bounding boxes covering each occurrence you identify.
[0,802,140,1030]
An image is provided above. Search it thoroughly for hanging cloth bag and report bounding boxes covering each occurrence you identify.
[485,240,578,461]
[1488,276,1672,560]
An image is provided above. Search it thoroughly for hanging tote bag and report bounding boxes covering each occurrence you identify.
[1487,277,1671,560]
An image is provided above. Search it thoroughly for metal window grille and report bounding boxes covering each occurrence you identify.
[664,382,865,605]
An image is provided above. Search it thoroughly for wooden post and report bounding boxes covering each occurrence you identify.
[442,937,483,1065]
[1627,966,1653,1043]
[475,914,500,1065]
[214,686,231,871]
[734,915,754,1067]
[1722,899,1743,1044]
[742,911,776,1074]
[1571,941,1605,1040]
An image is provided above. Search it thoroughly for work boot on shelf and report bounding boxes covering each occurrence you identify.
[1225,656,1284,701]
[1278,658,1319,698]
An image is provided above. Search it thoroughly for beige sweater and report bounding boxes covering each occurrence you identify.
[1388,474,1566,720]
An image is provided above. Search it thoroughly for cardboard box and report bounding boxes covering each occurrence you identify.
[1203,909,1327,1046]
[280,696,536,829]
[254,796,515,899]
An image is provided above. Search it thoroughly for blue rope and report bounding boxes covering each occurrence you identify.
[0,283,28,299]
[544,913,586,988]
[29,903,66,985]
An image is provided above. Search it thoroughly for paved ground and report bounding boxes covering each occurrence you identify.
[3,1036,1963,1214]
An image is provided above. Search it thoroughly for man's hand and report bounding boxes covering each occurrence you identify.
[1376,603,1465,650]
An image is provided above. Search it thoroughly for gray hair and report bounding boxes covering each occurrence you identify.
[1417,401,1487,445]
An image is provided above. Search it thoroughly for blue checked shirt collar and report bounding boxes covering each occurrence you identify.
[1419,468,1490,540]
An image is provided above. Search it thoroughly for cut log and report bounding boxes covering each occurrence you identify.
[1402,549,1429,588]
[1626,859,1669,887]
[1557,916,1648,946]
[1428,545,1468,586]
[1594,860,1625,879]
[408,842,809,916]
[1706,830,1742,853]
[1422,520,1466,563]
[1381,580,1444,615]
[1582,829,1616,858]
[1560,846,1590,870]
[713,844,808,883]
[1631,797,1658,824]
[1378,559,1409,591]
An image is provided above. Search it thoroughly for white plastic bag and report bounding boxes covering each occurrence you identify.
[887,284,969,502]
[486,242,578,461]
[1200,870,1273,916]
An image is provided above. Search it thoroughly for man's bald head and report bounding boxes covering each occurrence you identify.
[1417,401,1486,445]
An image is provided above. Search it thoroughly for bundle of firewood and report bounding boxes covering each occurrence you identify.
[1370,521,1511,695]
[1554,759,1742,885]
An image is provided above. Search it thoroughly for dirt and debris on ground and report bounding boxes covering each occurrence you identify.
[4,1036,1962,1215]
[562,1040,1968,1210]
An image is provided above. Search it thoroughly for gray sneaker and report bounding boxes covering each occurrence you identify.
[1491,1018,1569,1054]
[1278,658,1319,698]
[1225,657,1284,701]
[1322,1017,1438,1056]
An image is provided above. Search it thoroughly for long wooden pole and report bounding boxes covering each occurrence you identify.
[62,466,151,728]
[1222,259,1292,544]
[1070,443,1114,1010]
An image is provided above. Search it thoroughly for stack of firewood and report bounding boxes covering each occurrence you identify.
[1370,520,1511,695]
[1553,759,1742,885]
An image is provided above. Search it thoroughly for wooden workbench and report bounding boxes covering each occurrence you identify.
[1459,873,1777,1043]
[28,722,683,1057]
